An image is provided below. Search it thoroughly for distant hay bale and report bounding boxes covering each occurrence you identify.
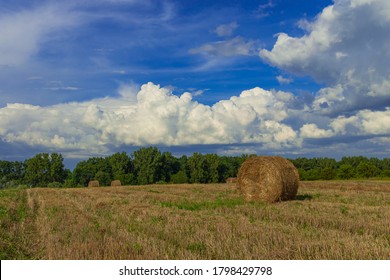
[111,180,121,187]
[88,180,99,187]
[226,177,237,184]
[237,156,299,203]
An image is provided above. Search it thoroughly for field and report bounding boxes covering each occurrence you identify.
[1,181,390,260]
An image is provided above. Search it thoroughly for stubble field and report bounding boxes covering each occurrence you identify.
[1,181,390,260]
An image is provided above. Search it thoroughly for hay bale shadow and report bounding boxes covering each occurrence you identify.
[295,194,313,201]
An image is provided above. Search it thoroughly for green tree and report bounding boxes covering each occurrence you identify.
[320,167,336,180]
[133,147,163,185]
[292,157,314,171]
[24,153,67,187]
[24,153,51,187]
[72,157,112,186]
[380,158,390,170]
[205,154,221,183]
[337,164,355,179]
[49,153,67,183]
[304,169,321,180]
[188,153,208,183]
[161,152,180,183]
[339,156,368,168]
[0,160,24,188]
[171,170,189,184]
[107,152,134,184]
[178,155,190,179]
[73,161,94,186]
[94,170,112,186]
[0,160,25,188]
[356,162,377,179]
[380,169,390,178]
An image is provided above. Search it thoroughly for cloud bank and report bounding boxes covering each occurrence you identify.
[0,83,299,155]
[259,0,390,154]
[260,0,390,115]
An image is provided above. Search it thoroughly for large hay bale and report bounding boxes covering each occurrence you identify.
[111,180,121,187]
[226,177,237,184]
[237,156,299,203]
[88,180,99,187]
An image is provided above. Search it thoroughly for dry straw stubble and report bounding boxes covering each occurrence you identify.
[237,156,299,203]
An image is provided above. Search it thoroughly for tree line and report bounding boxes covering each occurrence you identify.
[1,148,390,188]
[0,147,248,188]
[290,156,390,180]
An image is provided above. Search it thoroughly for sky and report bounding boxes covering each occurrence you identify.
[1,0,390,167]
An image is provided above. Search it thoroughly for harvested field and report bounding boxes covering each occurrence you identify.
[1,181,390,259]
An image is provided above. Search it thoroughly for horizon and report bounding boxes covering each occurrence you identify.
[2,147,389,171]
[1,0,390,165]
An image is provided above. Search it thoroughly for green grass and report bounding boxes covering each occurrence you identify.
[187,242,207,253]
[160,197,245,211]
[0,188,35,259]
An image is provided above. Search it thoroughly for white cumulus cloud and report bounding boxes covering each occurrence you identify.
[260,0,390,115]
[300,123,334,138]
[0,82,300,156]
[330,108,390,135]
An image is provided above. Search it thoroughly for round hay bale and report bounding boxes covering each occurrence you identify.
[237,156,299,203]
[111,180,121,187]
[226,177,237,184]
[88,180,99,187]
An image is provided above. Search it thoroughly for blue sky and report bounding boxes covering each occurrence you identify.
[1,0,390,166]
[0,0,330,105]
